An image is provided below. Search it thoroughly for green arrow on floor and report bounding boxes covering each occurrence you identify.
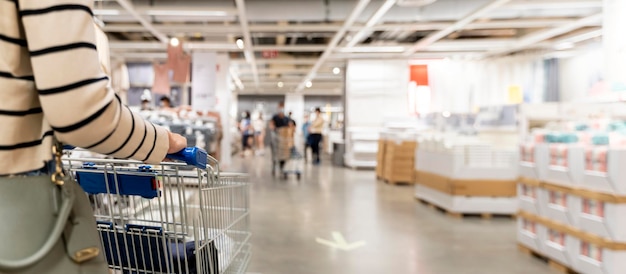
[316,231,366,251]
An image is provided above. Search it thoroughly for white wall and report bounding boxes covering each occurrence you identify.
[426,55,546,112]
[346,59,409,128]
[558,44,604,102]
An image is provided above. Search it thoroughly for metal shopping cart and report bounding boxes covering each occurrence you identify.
[63,147,251,274]
[270,127,302,180]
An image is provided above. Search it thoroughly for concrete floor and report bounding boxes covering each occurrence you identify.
[229,155,557,274]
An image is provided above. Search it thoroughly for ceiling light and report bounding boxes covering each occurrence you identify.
[277,82,284,88]
[337,46,406,53]
[236,39,245,49]
[170,37,180,47]
[305,81,313,88]
[332,67,341,75]
[442,111,451,118]
[93,9,120,16]
[146,10,228,17]
[554,42,574,50]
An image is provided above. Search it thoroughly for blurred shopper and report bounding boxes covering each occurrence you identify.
[308,108,325,165]
[0,0,186,272]
[270,102,291,171]
[253,113,266,155]
[160,95,173,109]
[239,111,254,156]
[302,113,311,162]
[270,102,290,130]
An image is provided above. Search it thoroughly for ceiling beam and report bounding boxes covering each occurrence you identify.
[101,18,591,34]
[504,0,602,10]
[345,0,396,47]
[235,0,260,87]
[487,13,603,56]
[113,0,169,43]
[404,0,510,56]
[297,0,370,91]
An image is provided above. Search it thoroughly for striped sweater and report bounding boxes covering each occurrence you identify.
[0,0,170,175]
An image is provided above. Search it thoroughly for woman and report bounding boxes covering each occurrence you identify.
[253,113,266,155]
[308,108,325,165]
[239,111,253,156]
[0,0,186,272]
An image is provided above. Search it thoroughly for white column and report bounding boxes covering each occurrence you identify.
[191,52,217,110]
[604,0,626,91]
[285,93,304,134]
[215,54,232,166]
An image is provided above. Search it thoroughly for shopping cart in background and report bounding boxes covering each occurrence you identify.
[270,127,302,180]
[63,147,251,274]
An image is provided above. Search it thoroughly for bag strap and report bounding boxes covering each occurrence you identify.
[0,140,75,271]
[0,187,74,271]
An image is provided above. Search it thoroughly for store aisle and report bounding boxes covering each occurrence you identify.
[229,156,555,274]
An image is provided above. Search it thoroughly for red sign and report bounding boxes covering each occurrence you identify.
[262,50,279,59]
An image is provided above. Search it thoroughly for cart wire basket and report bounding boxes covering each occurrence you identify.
[63,147,251,274]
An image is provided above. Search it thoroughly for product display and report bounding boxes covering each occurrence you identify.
[518,116,626,273]
[415,134,518,215]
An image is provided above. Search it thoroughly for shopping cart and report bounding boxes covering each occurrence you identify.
[270,127,302,180]
[63,147,251,274]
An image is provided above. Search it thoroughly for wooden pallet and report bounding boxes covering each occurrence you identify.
[416,198,515,219]
[384,179,414,185]
[517,244,579,274]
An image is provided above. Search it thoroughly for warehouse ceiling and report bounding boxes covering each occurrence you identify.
[96,0,603,95]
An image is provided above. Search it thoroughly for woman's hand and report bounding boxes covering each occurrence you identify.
[167,131,188,154]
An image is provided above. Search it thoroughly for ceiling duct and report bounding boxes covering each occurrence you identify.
[396,0,437,7]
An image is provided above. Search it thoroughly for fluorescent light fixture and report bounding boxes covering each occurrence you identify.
[229,68,245,90]
[236,39,245,49]
[146,10,228,17]
[93,9,120,16]
[244,51,253,63]
[305,81,313,88]
[345,0,396,48]
[170,37,180,47]
[337,46,406,53]
[332,67,341,75]
[554,42,574,50]
[277,82,284,88]
[367,0,396,27]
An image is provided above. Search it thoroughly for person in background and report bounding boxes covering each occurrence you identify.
[302,113,311,162]
[308,107,325,165]
[140,99,152,111]
[253,113,266,155]
[270,102,291,170]
[160,96,173,109]
[239,111,254,156]
[0,0,187,272]
[270,102,290,130]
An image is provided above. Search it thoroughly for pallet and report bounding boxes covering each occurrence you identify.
[384,179,414,185]
[517,244,578,274]
[416,198,515,219]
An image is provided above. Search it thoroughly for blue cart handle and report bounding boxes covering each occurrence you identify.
[166,147,208,169]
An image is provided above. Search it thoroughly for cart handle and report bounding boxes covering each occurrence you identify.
[167,147,220,173]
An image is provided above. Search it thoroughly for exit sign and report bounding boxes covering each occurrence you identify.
[262,50,278,58]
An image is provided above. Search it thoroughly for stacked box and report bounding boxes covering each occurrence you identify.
[376,139,386,179]
[583,148,626,195]
[383,140,417,184]
[545,145,584,187]
[518,177,542,216]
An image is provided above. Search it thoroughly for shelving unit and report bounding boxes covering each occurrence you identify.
[344,127,379,169]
